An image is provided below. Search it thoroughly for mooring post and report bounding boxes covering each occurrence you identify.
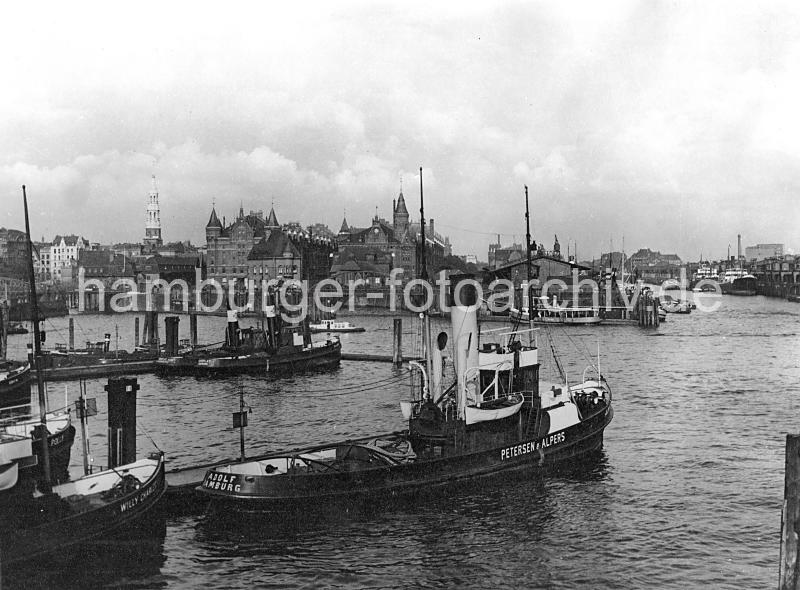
[164,316,180,357]
[105,376,139,469]
[141,312,150,345]
[68,317,75,350]
[780,434,800,590]
[134,316,140,348]
[152,310,160,353]
[393,318,403,366]
[190,312,198,347]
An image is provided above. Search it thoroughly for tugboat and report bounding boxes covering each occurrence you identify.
[197,181,613,509]
[157,287,341,376]
[719,268,757,295]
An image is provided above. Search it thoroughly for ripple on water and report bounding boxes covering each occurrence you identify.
[5,303,799,589]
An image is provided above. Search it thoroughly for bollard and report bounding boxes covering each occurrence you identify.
[393,318,403,366]
[68,317,75,350]
[105,377,139,468]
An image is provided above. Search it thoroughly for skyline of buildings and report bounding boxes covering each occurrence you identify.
[0,176,795,291]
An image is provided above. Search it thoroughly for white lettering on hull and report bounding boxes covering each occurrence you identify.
[500,431,566,461]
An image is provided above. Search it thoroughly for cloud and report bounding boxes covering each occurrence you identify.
[0,1,799,261]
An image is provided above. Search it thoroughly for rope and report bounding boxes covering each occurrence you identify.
[215,369,412,398]
[137,422,163,453]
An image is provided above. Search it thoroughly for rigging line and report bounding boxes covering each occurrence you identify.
[44,317,69,343]
[214,370,412,398]
[287,372,412,394]
[136,422,163,452]
[433,222,525,237]
[287,378,410,397]
[558,324,595,366]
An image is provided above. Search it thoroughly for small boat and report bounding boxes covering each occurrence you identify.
[0,460,19,491]
[7,322,28,335]
[0,451,166,565]
[197,183,613,510]
[511,296,603,325]
[1,407,77,484]
[0,361,32,408]
[0,432,33,491]
[308,319,365,333]
[660,296,693,314]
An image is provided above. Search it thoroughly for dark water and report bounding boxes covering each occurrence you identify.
[4,294,800,589]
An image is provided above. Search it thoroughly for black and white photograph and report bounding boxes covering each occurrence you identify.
[1,1,799,588]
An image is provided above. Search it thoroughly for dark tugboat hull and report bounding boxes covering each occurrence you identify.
[199,405,612,510]
[157,340,341,377]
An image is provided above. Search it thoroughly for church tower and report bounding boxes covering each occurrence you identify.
[144,175,163,248]
[393,188,409,237]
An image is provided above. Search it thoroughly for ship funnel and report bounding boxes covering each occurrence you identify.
[449,274,480,420]
[431,331,447,400]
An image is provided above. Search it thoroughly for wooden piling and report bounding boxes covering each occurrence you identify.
[392,318,402,366]
[190,313,198,347]
[654,297,660,327]
[780,434,800,590]
[68,317,75,350]
[141,312,150,345]
[134,316,140,348]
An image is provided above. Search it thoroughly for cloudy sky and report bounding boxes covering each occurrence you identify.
[1,1,799,262]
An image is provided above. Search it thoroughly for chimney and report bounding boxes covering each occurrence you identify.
[429,218,435,239]
[737,234,742,260]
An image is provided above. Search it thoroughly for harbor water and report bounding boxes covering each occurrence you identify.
[4,294,800,589]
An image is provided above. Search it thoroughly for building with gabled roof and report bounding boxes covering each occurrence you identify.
[205,203,336,285]
[335,188,451,283]
[50,234,90,281]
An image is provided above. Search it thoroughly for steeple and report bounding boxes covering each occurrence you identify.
[143,174,163,248]
[205,204,222,240]
[393,187,409,236]
[339,213,350,234]
[206,205,222,228]
[266,206,280,229]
